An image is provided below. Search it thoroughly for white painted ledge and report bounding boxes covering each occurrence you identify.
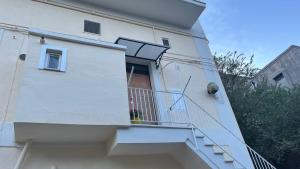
[29,28,127,51]
[0,122,17,147]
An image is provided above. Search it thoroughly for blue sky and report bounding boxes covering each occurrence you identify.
[199,0,300,68]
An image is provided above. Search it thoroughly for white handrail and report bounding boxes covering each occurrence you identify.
[14,140,31,169]
[128,87,277,169]
[183,94,277,169]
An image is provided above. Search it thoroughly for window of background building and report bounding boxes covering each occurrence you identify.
[273,72,284,82]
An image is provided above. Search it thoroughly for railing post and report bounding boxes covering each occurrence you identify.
[191,125,199,150]
[183,94,192,125]
[14,140,31,169]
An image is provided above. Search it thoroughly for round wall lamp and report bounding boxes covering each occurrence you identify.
[207,82,219,94]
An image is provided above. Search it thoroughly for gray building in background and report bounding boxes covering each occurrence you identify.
[255,45,300,87]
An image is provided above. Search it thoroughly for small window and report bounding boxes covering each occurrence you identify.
[39,45,67,72]
[84,20,100,34]
[45,50,62,70]
[162,38,170,47]
[273,73,284,82]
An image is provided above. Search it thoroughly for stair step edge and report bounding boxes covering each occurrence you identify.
[233,161,245,169]
[203,138,215,146]
[194,130,205,137]
[195,135,204,138]
[212,145,225,154]
[223,153,234,162]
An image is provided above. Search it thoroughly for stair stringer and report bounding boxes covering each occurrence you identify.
[107,126,247,169]
[185,137,239,169]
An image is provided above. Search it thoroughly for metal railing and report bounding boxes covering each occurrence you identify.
[184,94,277,169]
[246,146,276,169]
[128,87,158,123]
[127,87,277,169]
[128,87,190,125]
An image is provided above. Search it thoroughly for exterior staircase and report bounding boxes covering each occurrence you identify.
[187,128,246,169]
[108,125,276,169]
[125,87,277,169]
[184,125,276,169]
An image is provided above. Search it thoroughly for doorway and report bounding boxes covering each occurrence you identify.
[126,63,158,124]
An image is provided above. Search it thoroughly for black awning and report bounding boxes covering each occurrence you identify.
[115,37,169,67]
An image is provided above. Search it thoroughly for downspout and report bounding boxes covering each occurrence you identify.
[127,66,135,86]
[14,140,32,169]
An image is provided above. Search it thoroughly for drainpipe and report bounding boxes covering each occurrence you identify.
[127,66,135,86]
[14,140,32,169]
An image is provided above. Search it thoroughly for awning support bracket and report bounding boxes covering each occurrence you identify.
[156,54,163,69]
[155,48,169,69]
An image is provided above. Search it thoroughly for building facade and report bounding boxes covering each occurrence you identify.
[0,0,275,169]
[255,45,300,87]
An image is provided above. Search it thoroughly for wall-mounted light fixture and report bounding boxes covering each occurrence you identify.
[40,36,45,44]
[207,82,219,94]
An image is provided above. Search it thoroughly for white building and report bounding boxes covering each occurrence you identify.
[0,0,275,169]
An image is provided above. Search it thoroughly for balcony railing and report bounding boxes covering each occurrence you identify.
[128,87,190,126]
[127,87,277,169]
[128,87,158,124]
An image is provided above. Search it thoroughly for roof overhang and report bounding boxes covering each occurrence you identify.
[115,37,169,67]
[67,0,206,29]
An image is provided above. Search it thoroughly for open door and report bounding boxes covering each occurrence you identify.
[126,63,158,124]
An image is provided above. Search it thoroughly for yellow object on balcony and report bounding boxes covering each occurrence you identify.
[131,117,142,124]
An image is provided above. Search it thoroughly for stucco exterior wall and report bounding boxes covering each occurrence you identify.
[0,147,22,169]
[0,0,221,128]
[159,56,220,128]
[0,0,201,59]
[14,35,129,126]
[0,145,183,169]
[0,29,27,124]
[191,21,253,168]
[0,0,32,27]
[0,0,254,168]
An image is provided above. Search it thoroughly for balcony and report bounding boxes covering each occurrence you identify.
[13,33,130,143]
[70,0,206,28]
[128,87,190,126]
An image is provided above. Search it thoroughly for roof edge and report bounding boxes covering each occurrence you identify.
[255,45,300,77]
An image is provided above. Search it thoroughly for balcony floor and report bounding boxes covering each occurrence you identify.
[14,122,117,143]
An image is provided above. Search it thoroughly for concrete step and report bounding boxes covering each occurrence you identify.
[224,153,234,163]
[187,139,236,169]
[212,145,224,154]
[203,137,215,146]
[194,129,204,138]
[193,132,244,168]
[223,147,234,163]
[233,161,245,169]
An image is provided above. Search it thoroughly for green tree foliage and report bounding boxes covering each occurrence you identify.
[214,52,300,169]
